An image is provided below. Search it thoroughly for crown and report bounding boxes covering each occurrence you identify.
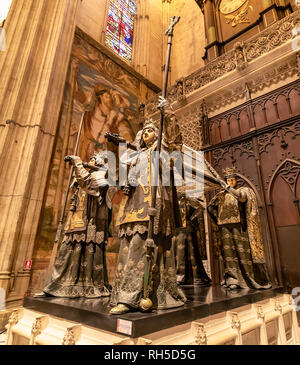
[223,167,237,178]
[143,118,159,130]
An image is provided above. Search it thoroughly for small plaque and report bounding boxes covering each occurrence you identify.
[24,260,32,270]
[117,319,132,336]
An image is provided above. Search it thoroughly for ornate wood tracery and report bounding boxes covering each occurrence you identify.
[203,79,300,287]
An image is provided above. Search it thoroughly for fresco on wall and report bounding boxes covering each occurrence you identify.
[29,32,157,293]
[75,63,138,162]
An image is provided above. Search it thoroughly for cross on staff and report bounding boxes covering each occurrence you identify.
[165,16,180,36]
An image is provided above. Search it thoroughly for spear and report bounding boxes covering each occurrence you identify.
[45,110,86,282]
[140,16,180,311]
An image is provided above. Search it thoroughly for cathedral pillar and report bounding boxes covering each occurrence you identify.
[134,0,151,79]
[0,0,80,322]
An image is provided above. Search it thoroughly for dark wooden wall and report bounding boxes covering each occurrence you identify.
[203,79,300,288]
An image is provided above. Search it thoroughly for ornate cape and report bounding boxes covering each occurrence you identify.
[208,186,266,264]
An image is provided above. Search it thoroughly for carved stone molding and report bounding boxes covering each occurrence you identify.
[29,317,45,345]
[62,326,81,345]
[62,328,76,345]
[8,310,19,326]
[274,299,283,314]
[31,318,42,337]
[231,312,241,330]
[194,323,208,345]
[207,58,297,114]
[136,337,153,345]
[234,42,248,71]
[177,106,203,150]
[257,305,265,320]
[244,14,298,63]
[145,10,300,113]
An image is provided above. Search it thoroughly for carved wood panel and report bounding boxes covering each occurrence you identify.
[268,159,300,287]
[208,80,300,145]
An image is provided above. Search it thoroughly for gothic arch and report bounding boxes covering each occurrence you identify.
[267,158,300,207]
[266,158,300,287]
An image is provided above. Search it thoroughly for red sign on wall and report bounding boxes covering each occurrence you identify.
[24,260,32,270]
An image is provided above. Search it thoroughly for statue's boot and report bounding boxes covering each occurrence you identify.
[110,303,131,315]
[33,292,52,298]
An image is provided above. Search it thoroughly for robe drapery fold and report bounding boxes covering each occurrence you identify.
[44,155,111,298]
[208,187,271,289]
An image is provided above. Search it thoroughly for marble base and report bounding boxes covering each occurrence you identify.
[23,285,285,338]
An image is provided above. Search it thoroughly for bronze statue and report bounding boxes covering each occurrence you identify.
[207,167,272,290]
[175,194,211,286]
[42,152,112,298]
[109,97,187,314]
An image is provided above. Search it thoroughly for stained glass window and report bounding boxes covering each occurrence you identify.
[105,0,137,62]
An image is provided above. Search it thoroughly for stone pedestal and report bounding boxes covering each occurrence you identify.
[5,287,300,345]
[0,0,80,328]
[22,285,284,338]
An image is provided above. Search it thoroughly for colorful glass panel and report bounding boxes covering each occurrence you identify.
[105,0,136,62]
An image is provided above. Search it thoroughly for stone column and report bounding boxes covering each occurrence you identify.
[0,0,80,320]
[202,0,218,61]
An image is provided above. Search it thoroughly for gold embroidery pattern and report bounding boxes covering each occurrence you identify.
[242,187,265,263]
[218,193,240,225]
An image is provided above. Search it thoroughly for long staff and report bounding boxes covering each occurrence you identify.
[45,111,86,281]
[140,16,180,311]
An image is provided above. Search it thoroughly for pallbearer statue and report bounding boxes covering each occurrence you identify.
[109,97,187,314]
[207,167,272,290]
[175,193,211,286]
[43,152,111,298]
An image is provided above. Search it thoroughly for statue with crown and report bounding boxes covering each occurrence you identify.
[207,167,272,291]
[106,94,229,314]
[108,97,188,314]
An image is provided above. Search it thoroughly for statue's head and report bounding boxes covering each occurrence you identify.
[223,167,237,188]
[140,119,159,148]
